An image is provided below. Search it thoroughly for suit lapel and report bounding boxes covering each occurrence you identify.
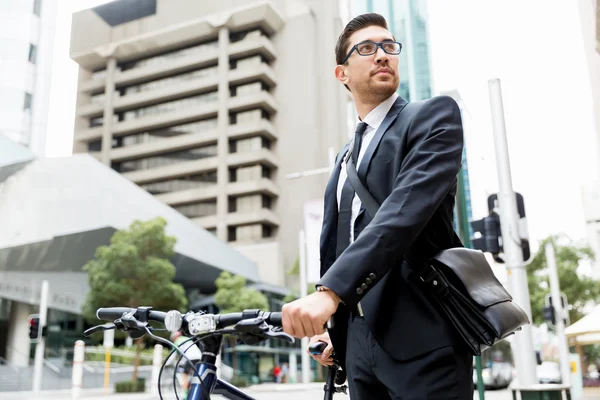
[358,96,408,181]
[320,144,350,261]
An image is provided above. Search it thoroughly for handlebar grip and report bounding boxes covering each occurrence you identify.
[96,307,135,321]
[268,312,282,326]
[309,341,328,355]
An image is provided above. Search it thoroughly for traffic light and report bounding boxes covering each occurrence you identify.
[486,193,532,263]
[542,305,556,325]
[28,314,41,342]
[470,213,502,255]
[545,293,570,326]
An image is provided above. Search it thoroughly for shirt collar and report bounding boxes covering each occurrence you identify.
[359,92,399,131]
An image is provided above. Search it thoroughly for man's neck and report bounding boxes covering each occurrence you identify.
[354,93,392,120]
[355,101,380,121]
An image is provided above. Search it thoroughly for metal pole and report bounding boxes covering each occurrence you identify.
[151,344,163,396]
[299,230,311,384]
[456,165,485,400]
[488,78,537,385]
[72,340,85,400]
[545,243,572,386]
[32,280,49,393]
[103,329,113,394]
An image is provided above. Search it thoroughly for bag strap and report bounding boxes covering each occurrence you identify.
[345,155,380,218]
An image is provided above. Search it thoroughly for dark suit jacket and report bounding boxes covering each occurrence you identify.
[318,95,465,368]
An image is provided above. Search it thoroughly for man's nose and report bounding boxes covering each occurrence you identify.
[375,47,389,63]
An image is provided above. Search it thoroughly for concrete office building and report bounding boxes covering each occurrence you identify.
[0,0,58,155]
[0,135,265,372]
[70,0,347,286]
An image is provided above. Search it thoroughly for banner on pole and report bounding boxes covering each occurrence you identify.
[303,199,324,283]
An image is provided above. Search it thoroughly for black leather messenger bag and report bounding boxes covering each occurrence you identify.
[345,154,530,355]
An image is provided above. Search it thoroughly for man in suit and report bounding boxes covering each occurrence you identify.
[281,13,473,399]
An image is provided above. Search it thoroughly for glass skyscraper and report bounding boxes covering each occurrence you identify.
[346,0,432,102]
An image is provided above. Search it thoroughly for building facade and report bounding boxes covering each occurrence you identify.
[70,0,348,286]
[0,0,57,156]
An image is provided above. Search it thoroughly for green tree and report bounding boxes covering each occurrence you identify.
[82,217,187,382]
[214,271,269,314]
[214,271,269,376]
[527,234,599,326]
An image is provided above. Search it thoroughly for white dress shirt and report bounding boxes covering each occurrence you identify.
[336,93,398,243]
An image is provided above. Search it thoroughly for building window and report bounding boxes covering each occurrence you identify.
[90,117,103,127]
[140,171,217,195]
[88,140,102,152]
[119,40,218,71]
[263,225,273,238]
[91,69,107,81]
[121,65,218,96]
[233,137,262,153]
[230,82,266,97]
[23,93,33,111]
[90,92,106,104]
[116,118,217,148]
[33,0,41,16]
[262,195,272,209]
[112,144,217,173]
[228,224,272,242]
[28,44,37,64]
[228,227,237,242]
[122,92,218,121]
[229,109,268,125]
[262,166,271,179]
[172,200,217,219]
[229,28,266,43]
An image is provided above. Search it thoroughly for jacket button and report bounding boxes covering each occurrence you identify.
[369,273,376,279]
[365,278,372,285]
[356,287,363,295]
[361,283,368,290]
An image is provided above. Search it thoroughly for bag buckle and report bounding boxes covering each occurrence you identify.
[420,264,449,299]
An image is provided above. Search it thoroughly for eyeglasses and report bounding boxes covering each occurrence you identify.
[341,41,403,64]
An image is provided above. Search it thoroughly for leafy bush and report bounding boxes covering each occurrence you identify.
[115,378,146,392]
[230,376,249,388]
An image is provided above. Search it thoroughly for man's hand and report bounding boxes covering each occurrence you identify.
[309,332,335,367]
[282,290,341,338]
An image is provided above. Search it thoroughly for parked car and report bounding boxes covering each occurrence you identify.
[537,361,561,384]
[473,362,513,389]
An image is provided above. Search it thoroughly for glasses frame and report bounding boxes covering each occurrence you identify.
[341,41,403,65]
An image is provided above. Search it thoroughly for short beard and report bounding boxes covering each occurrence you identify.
[353,78,398,105]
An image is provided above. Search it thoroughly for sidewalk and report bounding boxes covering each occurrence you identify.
[0,383,328,400]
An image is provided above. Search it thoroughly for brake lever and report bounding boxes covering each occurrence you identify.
[264,330,295,344]
[84,323,116,337]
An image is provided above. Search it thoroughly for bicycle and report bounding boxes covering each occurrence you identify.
[308,341,348,400]
[84,306,294,400]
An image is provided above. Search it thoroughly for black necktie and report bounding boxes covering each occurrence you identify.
[336,122,368,258]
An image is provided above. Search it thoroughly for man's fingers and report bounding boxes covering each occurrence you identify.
[282,304,295,337]
[300,313,315,338]
[322,342,334,360]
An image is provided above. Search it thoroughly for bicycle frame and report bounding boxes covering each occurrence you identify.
[185,332,256,400]
[188,362,255,400]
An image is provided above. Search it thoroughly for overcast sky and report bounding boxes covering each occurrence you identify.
[45,0,598,251]
[427,0,597,252]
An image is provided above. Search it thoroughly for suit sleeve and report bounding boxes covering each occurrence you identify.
[317,95,464,308]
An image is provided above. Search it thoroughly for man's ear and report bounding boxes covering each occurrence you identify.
[334,65,349,87]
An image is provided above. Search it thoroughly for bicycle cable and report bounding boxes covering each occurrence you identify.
[146,327,213,400]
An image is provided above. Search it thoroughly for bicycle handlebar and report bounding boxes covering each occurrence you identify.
[95,307,283,332]
[97,307,167,323]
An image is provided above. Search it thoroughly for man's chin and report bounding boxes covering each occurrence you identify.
[371,81,398,98]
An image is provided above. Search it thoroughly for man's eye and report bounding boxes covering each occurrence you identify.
[358,43,375,53]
